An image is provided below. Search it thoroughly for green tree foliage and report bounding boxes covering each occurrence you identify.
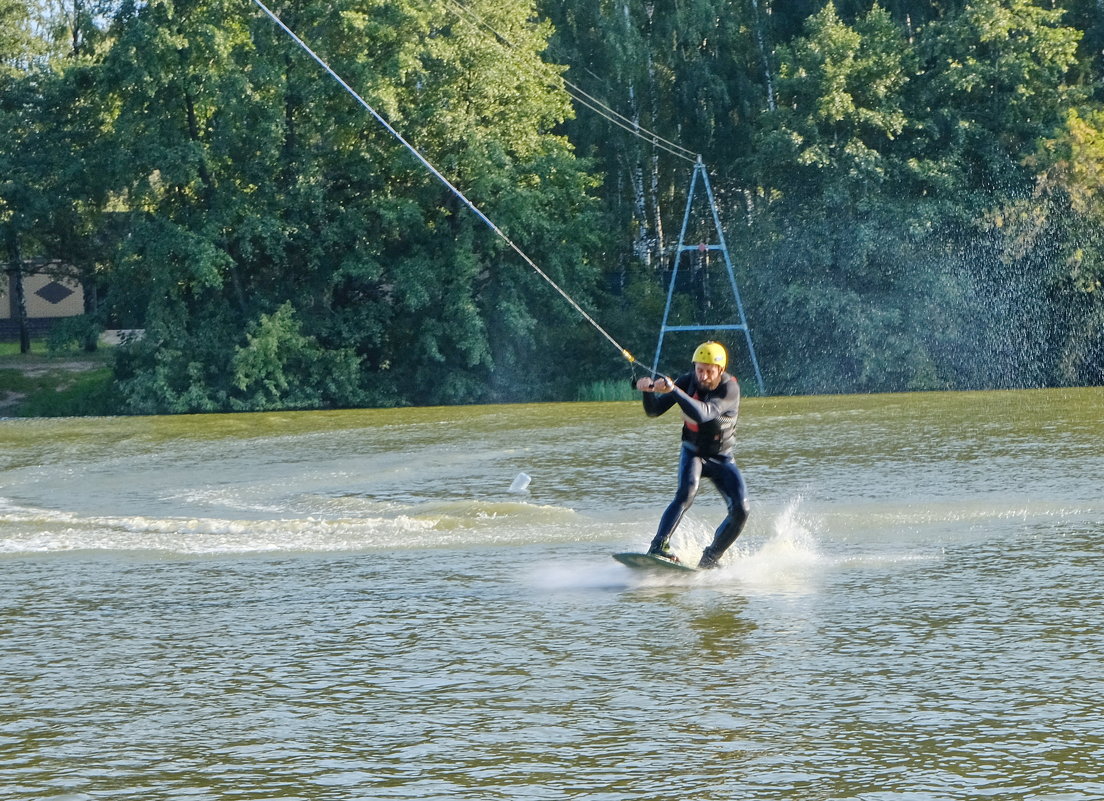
[4,0,1104,408]
[917,0,1084,205]
[908,0,1087,389]
[987,108,1104,385]
[93,0,603,411]
[758,3,911,201]
[739,4,936,392]
[731,0,1090,393]
[0,0,33,73]
[2,0,119,355]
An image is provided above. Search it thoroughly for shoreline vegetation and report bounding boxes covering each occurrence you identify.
[0,342,114,417]
[3,340,1099,419]
[0,340,639,417]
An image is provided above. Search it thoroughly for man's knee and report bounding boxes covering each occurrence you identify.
[673,477,700,505]
[727,494,749,523]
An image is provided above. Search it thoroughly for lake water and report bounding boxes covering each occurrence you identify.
[1,388,1102,800]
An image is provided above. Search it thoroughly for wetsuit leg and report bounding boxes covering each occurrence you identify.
[648,446,702,554]
[697,455,749,568]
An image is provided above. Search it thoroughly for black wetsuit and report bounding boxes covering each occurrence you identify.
[642,371,749,568]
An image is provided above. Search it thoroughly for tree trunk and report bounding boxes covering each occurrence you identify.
[751,0,776,112]
[628,87,652,268]
[5,229,30,353]
[82,270,98,352]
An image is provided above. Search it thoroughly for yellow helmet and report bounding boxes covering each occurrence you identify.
[692,341,727,370]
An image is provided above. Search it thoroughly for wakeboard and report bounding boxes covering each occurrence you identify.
[612,551,699,574]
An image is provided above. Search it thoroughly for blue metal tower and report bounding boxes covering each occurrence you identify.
[653,158,766,394]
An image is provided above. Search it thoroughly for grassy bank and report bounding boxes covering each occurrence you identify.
[0,341,117,417]
[575,379,636,402]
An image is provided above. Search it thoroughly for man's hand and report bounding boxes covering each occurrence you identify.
[636,377,673,393]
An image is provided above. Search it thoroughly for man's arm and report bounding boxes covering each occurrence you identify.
[636,375,683,417]
[670,376,739,423]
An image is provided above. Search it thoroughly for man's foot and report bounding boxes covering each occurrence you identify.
[697,550,719,569]
[648,543,680,563]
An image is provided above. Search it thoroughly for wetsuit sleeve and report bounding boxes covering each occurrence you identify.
[670,374,740,423]
[641,374,692,417]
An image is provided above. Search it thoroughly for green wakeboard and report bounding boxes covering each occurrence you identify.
[613,551,699,573]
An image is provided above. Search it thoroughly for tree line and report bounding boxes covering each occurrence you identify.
[1,0,1102,414]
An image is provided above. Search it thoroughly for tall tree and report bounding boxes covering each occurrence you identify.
[916,0,1083,206]
[739,3,935,392]
[100,0,603,412]
[911,0,1085,388]
[26,0,119,352]
[0,0,42,353]
[987,108,1104,385]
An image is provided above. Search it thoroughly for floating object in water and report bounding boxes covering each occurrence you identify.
[509,473,532,494]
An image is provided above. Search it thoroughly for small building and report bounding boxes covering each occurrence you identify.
[1,264,85,339]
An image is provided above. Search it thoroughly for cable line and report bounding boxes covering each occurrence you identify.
[250,0,641,367]
[443,0,698,163]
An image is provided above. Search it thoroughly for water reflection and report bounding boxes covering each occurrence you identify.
[685,601,757,660]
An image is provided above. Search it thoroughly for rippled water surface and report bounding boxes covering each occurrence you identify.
[2,388,1102,800]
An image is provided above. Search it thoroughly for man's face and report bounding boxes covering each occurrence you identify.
[694,361,723,390]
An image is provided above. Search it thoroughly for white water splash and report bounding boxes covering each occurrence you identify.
[699,498,826,593]
[0,495,587,556]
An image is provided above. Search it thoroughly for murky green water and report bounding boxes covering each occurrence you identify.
[1,388,1102,800]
